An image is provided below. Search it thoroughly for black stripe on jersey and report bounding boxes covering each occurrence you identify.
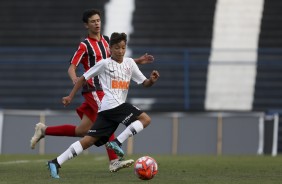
[83,40,102,91]
[98,41,107,59]
[83,40,95,67]
[93,77,102,90]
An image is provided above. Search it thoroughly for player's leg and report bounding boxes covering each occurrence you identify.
[30,101,90,149]
[47,112,104,179]
[114,112,151,145]
[30,92,97,148]
[47,135,98,179]
[78,117,133,172]
[86,91,134,172]
[30,122,47,149]
[86,92,120,162]
[30,114,128,167]
[106,104,151,156]
[47,113,123,178]
[106,112,150,150]
[30,113,91,149]
[108,133,134,172]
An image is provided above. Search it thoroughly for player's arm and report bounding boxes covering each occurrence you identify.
[142,70,160,87]
[131,59,159,87]
[62,76,86,107]
[133,53,154,64]
[68,43,87,85]
[68,64,79,85]
[63,59,106,106]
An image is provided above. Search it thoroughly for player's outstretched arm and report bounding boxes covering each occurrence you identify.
[62,76,86,106]
[134,53,154,65]
[142,70,160,87]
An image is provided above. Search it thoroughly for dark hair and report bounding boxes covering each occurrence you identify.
[82,9,101,23]
[109,32,127,46]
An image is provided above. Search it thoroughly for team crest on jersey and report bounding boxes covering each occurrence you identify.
[124,67,131,75]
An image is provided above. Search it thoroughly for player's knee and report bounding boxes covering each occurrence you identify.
[139,113,151,128]
[75,126,89,137]
[145,115,151,127]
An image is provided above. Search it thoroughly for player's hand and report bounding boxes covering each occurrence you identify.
[62,96,72,107]
[138,53,154,64]
[149,70,160,83]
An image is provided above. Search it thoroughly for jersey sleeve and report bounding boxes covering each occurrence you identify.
[83,59,106,80]
[131,59,147,84]
[70,42,87,66]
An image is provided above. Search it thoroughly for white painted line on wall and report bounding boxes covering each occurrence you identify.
[0,110,3,154]
[104,0,135,56]
[205,0,264,110]
[257,115,264,155]
[272,114,279,157]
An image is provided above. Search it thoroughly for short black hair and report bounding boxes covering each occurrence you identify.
[82,9,101,23]
[109,32,127,46]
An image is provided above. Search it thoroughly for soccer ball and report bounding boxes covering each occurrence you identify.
[134,156,158,180]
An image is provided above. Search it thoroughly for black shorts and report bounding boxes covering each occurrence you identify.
[87,103,143,147]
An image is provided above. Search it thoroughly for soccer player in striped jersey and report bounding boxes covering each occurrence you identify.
[30,9,154,172]
[46,32,159,179]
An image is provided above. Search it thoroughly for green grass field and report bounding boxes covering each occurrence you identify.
[0,154,282,184]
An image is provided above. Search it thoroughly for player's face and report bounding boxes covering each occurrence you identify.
[110,41,126,63]
[85,14,101,34]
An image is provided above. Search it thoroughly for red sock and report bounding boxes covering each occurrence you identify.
[106,134,118,161]
[45,125,76,137]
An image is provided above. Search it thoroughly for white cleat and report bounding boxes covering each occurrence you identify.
[30,122,46,149]
[109,159,134,173]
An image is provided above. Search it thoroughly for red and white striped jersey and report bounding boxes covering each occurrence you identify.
[70,35,110,93]
[83,57,147,112]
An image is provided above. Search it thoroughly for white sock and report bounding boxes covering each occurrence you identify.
[57,141,83,166]
[117,120,144,144]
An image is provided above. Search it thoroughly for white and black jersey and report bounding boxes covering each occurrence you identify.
[83,57,147,112]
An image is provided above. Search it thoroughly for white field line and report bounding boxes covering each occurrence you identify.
[0,159,46,165]
[0,156,107,165]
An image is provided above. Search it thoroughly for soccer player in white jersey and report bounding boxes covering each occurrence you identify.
[47,32,160,179]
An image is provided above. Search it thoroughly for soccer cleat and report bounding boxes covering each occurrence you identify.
[106,141,125,158]
[30,122,46,149]
[47,161,60,179]
[109,159,134,172]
